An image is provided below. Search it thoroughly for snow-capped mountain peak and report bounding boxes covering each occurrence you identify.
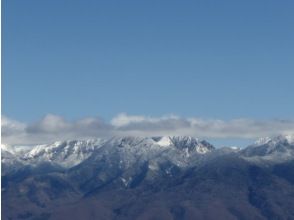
[242,134,294,163]
[285,134,294,144]
[151,136,215,154]
[254,137,272,146]
[169,136,214,154]
[1,144,14,154]
[154,136,173,147]
[254,134,294,146]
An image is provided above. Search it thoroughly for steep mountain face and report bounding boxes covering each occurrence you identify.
[2,135,294,220]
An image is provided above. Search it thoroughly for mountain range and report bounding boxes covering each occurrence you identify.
[2,135,294,220]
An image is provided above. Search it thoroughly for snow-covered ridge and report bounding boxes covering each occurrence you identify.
[151,136,214,154]
[285,134,294,144]
[24,139,103,158]
[2,135,294,171]
[254,137,272,146]
[21,139,106,168]
[242,134,294,163]
[155,136,173,147]
[254,134,294,146]
[2,136,215,169]
[1,144,13,154]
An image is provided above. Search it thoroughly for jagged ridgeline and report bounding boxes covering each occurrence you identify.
[2,135,294,220]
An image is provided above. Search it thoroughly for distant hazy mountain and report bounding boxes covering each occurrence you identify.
[2,135,294,220]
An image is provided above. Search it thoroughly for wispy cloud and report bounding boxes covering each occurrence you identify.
[2,113,294,145]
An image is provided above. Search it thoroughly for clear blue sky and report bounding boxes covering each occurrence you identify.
[3,0,294,123]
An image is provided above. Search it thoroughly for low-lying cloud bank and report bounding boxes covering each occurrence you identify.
[2,113,294,145]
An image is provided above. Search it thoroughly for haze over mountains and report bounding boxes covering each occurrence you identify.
[2,135,294,220]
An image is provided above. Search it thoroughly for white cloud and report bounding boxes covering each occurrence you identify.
[2,114,112,145]
[1,116,26,135]
[110,113,180,127]
[27,114,70,133]
[111,113,152,127]
[2,113,294,145]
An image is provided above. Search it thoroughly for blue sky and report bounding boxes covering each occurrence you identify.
[2,0,294,146]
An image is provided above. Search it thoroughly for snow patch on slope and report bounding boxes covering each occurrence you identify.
[155,136,172,147]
